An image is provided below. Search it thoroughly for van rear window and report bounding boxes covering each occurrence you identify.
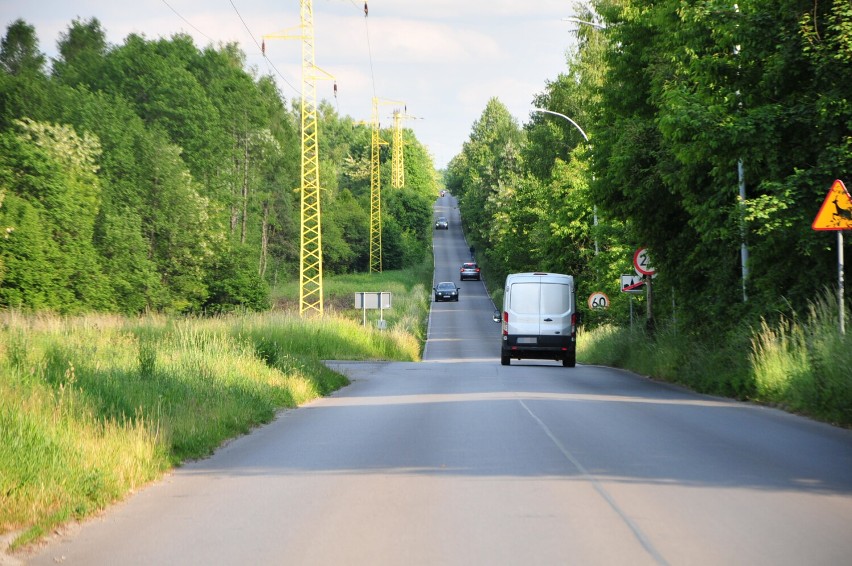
[509,283,540,314]
[541,283,571,314]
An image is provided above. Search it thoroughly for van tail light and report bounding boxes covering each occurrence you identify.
[502,311,508,336]
[570,313,577,336]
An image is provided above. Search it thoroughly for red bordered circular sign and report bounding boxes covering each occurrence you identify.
[633,247,656,276]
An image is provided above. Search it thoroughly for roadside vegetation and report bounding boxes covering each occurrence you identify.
[0,263,431,550]
[452,0,851,426]
[577,290,852,426]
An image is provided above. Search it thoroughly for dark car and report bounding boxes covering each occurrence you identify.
[460,262,481,281]
[435,216,449,230]
[433,281,459,302]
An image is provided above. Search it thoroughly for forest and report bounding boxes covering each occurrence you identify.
[448,0,852,335]
[0,17,438,314]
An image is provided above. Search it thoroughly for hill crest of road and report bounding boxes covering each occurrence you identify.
[425,192,500,363]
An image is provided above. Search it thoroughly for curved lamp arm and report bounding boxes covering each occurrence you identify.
[531,107,589,142]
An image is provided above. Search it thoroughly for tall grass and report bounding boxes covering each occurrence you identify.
[578,291,851,425]
[751,292,852,423]
[271,258,432,347]
[1,265,431,549]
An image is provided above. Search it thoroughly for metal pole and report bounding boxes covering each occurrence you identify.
[645,276,655,335]
[734,3,748,304]
[630,296,634,330]
[738,159,748,302]
[840,231,846,335]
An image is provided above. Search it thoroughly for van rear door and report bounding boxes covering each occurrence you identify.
[506,281,541,336]
[539,282,573,337]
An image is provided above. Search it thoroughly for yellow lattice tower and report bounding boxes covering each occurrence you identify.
[366,97,405,272]
[390,109,420,189]
[264,1,333,316]
[391,110,404,189]
[369,97,388,272]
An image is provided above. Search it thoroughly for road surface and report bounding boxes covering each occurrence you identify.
[24,193,852,565]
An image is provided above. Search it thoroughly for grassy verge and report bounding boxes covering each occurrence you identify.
[0,265,431,549]
[271,258,433,350]
[577,291,852,426]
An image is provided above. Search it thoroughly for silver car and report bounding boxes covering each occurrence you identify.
[460,262,481,281]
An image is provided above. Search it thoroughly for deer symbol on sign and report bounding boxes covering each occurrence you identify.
[833,198,852,224]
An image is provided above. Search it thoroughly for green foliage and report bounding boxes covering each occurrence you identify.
[586,0,852,328]
[450,0,850,336]
[0,195,61,309]
[0,120,113,312]
[203,243,271,313]
[0,17,436,314]
[383,187,433,269]
[0,19,45,77]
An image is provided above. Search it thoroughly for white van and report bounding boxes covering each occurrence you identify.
[500,272,577,367]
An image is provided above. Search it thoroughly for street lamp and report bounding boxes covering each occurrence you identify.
[561,16,606,30]
[531,107,599,254]
[532,108,589,143]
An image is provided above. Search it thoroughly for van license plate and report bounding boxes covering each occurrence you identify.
[517,337,537,344]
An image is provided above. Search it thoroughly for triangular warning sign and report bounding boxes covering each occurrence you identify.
[813,179,852,231]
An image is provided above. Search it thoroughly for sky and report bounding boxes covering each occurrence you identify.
[1,0,582,169]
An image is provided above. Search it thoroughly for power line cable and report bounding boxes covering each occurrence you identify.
[228,0,300,97]
[362,2,377,100]
[159,0,214,43]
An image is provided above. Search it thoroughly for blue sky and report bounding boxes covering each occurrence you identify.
[1,0,581,169]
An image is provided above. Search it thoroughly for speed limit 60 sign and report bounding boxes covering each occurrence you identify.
[588,292,610,310]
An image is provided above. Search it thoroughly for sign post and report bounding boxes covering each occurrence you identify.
[620,275,644,330]
[354,292,392,328]
[633,248,657,333]
[812,179,852,335]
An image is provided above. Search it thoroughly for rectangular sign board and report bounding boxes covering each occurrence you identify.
[354,292,392,309]
[621,275,645,294]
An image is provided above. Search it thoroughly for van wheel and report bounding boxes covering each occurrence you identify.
[562,355,576,368]
[501,354,510,366]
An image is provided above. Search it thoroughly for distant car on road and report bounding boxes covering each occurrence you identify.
[460,262,481,281]
[433,281,459,302]
[435,216,449,230]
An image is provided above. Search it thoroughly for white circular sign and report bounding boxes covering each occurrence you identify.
[588,292,610,310]
[633,247,656,276]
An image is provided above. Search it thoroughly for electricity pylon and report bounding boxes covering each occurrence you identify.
[367,97,404,272]
[264,1,333,316]
[391,110,404,189]
[390,109,419,189]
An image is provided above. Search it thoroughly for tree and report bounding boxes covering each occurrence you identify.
[53,18,108,87]
[452,98,525,248]
[0,119,113,311]
[0,19,45,77]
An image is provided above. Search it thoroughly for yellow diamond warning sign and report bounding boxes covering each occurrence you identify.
[812,179,852,231]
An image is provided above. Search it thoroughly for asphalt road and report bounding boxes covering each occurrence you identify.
[24,193,852,565]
